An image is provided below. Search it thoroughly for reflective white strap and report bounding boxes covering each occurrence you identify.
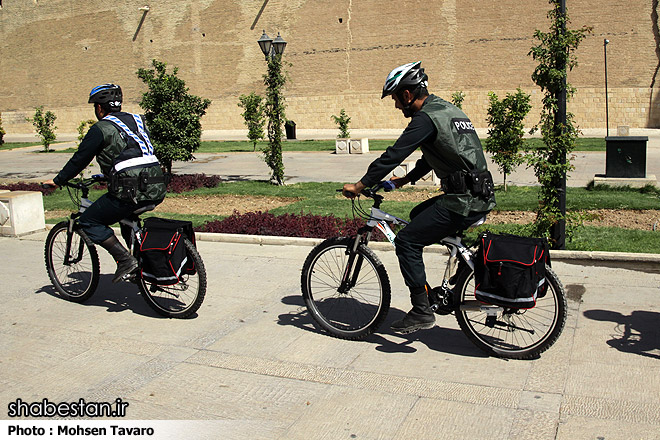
[132,114,154,155]
[475,289,537,304]
[113,155,159,172]
[104,114,154,156]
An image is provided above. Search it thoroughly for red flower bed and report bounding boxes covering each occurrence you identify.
[195,210,386,240]
[167,173,222,193]
[0,182,56,196]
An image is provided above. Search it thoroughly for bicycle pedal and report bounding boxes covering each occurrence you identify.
[430,303,453,315]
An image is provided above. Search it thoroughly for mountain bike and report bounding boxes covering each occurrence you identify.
[300,184,567,359]
[43,175,206,318]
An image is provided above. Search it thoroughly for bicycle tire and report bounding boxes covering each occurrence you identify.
[137,238,206,318]
[44,221,100,302]
[301,237,391,340]
[454,265,567,359]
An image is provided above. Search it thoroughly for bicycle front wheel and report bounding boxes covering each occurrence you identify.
[301,237,391,340]
[44,221,100,302]
[454,265,567,359]
[137,238,206,318]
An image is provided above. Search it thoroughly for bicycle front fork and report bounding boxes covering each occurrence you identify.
[338,231,372,294]
[63,218,85,266]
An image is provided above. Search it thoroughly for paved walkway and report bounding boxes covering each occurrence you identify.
[0,232,659,439]
[3,128,660,187]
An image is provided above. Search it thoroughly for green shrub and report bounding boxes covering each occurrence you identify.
[451,91,466,109]
[238,92,265,152]
[26,106,57,152]
[137,59,211,174]
[0,114,5,145]
[485,88,531,191]
[331,109,351,139]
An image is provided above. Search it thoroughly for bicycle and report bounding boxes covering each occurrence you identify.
[43,175,206,318]
[300,184,567,359]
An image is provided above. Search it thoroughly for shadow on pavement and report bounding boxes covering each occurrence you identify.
[277,295,487,358]
[583,309,660,359]
[37,274,178,319]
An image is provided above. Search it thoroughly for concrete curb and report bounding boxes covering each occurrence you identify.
[196,230,660,266]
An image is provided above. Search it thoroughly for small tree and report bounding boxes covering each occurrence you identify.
[331,109,351,139]
[451,91,466,109]
[0,113,5,145]
[76,119,96,177]
[484,88,532,191]
[238,93,265,152]
[76,119,96,147]
[137,59,211,174]
[27,106,57,152]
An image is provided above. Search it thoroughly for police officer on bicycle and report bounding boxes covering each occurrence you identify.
[343,62,496,334]
[44,84,167,283]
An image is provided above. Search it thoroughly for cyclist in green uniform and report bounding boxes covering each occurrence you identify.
[343,62,496,333]
[44,84,167,283]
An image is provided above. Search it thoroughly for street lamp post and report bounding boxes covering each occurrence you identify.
[258,30,287,185]
[604,38,610,137]
[550,0,568,250]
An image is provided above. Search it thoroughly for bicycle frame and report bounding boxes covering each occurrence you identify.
[345,189,497,314]
[119,217,143,254]
[59,175,146,266]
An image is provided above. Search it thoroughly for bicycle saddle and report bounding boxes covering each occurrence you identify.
[133,204,156,215]
[469,215,487,229]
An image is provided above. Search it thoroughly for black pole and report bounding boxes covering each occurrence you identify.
[604,39,610,137]
[551,0,567,249]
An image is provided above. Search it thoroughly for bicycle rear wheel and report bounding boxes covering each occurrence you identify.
[301,237,391,340]
[137,238,206,318]
[454,265,567,359]
[44,221,100,302]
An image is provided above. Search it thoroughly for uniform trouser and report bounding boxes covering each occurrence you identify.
[78,193,156,244]
[394,195,488,291]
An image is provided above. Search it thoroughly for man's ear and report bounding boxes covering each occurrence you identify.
[402,89,414,105]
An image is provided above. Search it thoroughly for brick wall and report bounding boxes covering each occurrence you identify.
[2,0,659,134]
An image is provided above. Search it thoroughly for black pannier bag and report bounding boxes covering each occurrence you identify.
[140,217,196,285]
[473,232,550,309]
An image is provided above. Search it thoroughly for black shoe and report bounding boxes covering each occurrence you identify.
[112,256,138,283]
[391,289,436,334]
[99,235,139,283]
[391,311,436,334]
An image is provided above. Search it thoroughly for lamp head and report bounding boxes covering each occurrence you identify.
[258,30,273,57]
[272,32,287,56]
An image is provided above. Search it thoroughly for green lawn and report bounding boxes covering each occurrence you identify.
[43,181,660,253]
[7,137,606,153]
[197,137,606,153]
[0,142,39,151]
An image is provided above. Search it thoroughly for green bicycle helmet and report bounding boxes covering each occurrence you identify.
[88,84,122,111]
[381,61,428,99]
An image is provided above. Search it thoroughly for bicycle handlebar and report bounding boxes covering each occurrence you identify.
[339,183,387,209]
[43,174,107,190]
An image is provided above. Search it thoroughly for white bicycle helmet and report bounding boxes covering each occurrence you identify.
[381,61,428,99]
